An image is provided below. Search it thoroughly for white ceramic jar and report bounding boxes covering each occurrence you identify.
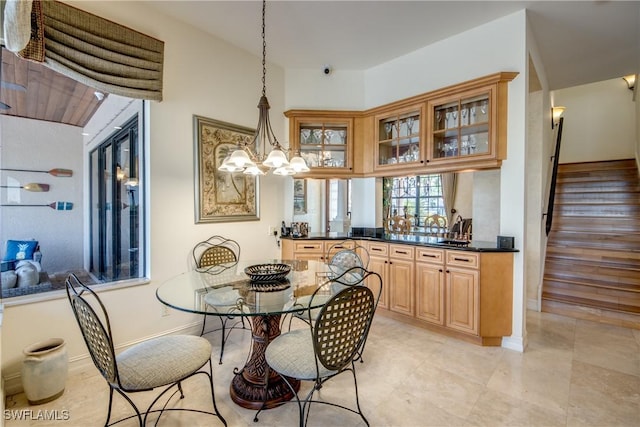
[21,338,68,404]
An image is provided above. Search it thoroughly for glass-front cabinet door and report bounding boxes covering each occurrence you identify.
[374,106,423,171]
[427,87,499,165]
[285,111,354,176]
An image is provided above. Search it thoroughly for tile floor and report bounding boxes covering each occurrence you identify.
[4,310,640,426]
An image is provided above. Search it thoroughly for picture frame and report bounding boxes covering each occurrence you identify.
[293,178,307,214]
[193,115,259,223]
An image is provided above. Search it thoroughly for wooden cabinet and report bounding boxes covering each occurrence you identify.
[415,247,445,325]
[281,239,355,262]
[426,72,518,169]
[445,264,480,335]
[366,242,390,310]
[284,238,514,346]
[388,244,415,316]
[284,110,357,177]
[285,72,518,178]
[373,105,425,172]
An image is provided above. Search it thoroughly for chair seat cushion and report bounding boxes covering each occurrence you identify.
[265,329,336,380]
[116,335,211,391]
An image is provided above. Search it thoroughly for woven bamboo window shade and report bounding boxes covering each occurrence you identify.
[7,0,164,101]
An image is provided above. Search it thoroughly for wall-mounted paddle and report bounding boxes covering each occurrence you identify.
[0,183,50,192]
[1,202,73,210]
[0,168,73,177]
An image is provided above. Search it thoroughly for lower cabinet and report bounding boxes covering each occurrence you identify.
[284,238,513,346]
[445,265,479,335]
[388,245,415,316]
[415,248,445,325]
[366,242,389,310]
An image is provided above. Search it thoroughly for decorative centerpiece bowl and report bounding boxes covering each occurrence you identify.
[244,263,291,282]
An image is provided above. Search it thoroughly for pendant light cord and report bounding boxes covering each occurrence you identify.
[261,0,267,97]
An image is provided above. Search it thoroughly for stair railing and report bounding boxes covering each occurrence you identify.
[544,117,564,236]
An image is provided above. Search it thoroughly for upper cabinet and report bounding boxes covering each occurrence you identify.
[425,72,517,168]
[374,105,425,172]
[285,72,518,178]
[284,110,357,177]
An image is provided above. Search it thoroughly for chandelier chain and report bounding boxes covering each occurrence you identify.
[261,0,266,97]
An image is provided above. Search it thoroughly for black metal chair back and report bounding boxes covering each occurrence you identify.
[66,273,119,387]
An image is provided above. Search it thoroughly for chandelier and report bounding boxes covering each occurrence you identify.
[219,0,309,176]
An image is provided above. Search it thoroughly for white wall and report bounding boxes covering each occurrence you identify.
[554,78,636,163]
[0,117,84,273]
[1,0,287,392]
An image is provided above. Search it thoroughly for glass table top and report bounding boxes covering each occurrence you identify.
[156,259,338,317]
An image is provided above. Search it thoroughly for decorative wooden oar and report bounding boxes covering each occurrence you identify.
[0,168,73,177]
[1,202,73,210]
[0,183,50,192]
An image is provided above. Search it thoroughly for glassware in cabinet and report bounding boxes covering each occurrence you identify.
[430,92,491,161]
[375,109,422,168]
[298,122,349,169]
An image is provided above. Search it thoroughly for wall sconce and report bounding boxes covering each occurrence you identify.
[551,106,565,129]
[622,74,636,91]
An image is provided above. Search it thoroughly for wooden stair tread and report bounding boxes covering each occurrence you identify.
[543,274,640,293]
[544,255,640,272]
[541,292,640,314]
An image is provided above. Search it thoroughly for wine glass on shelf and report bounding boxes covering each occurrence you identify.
[337,129,346,143]
[461,108,468,126]
[312,129,323,145]
[300,129,311,144]
[469,135,477,153]
[436,111,442,129]
[384,122,393,139]
[451,110,458,128]
[324,129,334,144]
[405,116,415,137]
[445,112,451,129]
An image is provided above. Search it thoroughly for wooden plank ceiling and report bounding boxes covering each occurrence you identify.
[0,47,105,127]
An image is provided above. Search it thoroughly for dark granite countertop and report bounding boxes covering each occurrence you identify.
[281,232,518,253]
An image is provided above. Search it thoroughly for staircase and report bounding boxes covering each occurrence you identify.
[541,159,640,329]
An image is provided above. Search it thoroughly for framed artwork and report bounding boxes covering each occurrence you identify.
[193,115,259,223]
[293,178,307,214]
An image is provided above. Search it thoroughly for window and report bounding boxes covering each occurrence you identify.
[383,175,445,228]
[89,116,144,282]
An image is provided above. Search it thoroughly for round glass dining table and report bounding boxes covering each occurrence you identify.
[156,259,335,410]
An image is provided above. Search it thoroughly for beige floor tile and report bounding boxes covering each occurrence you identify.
[573,320,640,377]
[467,388,567,427]
[567,360,640,427]
[5,310,640,427]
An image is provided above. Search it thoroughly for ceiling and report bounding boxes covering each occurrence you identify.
[146,0,640,90]
[0,47,104,127]
[0,1,638,126]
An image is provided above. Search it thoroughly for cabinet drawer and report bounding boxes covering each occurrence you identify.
[389,244,414,260]
[416,247,444,264]
[446,251,479,269]
[367,242,388,257]
[294,241,324,253]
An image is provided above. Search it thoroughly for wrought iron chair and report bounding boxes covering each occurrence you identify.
[65,273,227,427]
[283,241,369,332]
[261,267,381,426]
[192,235,248,364]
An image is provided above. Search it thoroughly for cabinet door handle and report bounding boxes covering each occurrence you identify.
[302,246,315,249]
[422,254,437,258]
[372,248,383,252]
[453,257,471,262]
[446,270,450,273]
[396,250,408,255]
[439,269,443,273]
